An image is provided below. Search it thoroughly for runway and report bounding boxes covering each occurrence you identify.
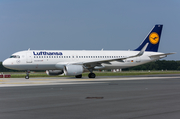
[1,74,180,119]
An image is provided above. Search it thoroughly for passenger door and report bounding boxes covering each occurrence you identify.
[136,57,141,63]
[26,52,32,63]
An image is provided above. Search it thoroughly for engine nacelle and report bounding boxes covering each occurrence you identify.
[64,65,83,76]
[46,70,64,76]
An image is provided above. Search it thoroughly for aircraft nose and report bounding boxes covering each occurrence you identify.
[3,59,10,68]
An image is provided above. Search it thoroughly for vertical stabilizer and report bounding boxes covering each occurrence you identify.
[134,25,163,52]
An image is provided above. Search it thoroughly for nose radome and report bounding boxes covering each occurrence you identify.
[3,60,7,67]
[2,59,10,68]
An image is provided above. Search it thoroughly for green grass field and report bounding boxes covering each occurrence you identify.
[1,70,180,78]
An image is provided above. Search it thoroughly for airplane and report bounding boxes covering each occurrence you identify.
[2,24,175,79]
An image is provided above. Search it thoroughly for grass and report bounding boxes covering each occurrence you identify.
[90,71,180,76]
[1,70,180,78]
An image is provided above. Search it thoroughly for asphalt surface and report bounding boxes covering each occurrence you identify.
[1,75,180,119]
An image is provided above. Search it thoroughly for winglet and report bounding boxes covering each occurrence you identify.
[137,43,149,56]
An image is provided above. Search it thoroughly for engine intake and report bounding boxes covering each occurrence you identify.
[46,70,64,76]
[64,65,83,76]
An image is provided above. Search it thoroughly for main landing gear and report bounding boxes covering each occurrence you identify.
[87,68,96,78]
[75,74,82,78]
[75,73,96,78]
[25,70,30,79]
[88,73,96,78]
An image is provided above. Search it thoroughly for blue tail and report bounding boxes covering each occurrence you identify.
[134,24,163,52]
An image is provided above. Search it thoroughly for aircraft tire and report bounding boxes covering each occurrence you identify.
[75,74,82,78]
[88,73,96,78]
[25,75,29,79]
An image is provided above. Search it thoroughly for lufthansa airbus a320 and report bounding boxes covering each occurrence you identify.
[3,25,175,79]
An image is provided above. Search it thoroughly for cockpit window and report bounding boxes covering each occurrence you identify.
[10,55,20,58]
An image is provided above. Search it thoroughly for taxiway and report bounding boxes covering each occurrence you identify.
[0,74,180,119]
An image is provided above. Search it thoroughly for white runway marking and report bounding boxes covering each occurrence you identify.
[0,76,179,87]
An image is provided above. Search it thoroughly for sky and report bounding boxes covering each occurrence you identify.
[0,0,180,61]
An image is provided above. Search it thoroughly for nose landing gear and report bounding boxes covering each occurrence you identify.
[25,75,29,79]
[25,70,30,79]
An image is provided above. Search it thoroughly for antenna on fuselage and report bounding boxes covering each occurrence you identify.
[28,48,30,51]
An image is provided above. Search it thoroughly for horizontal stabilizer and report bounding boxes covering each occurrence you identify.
[149,52,176,58]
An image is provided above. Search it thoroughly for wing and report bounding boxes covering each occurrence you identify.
[71,43,149,69]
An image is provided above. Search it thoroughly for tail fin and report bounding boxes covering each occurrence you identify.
[134,24,163,52]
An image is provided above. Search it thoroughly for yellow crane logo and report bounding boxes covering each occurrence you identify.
[149,32,159,44]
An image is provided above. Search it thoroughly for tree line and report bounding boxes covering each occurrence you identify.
[124,60,180,71]
[0,60,180,72]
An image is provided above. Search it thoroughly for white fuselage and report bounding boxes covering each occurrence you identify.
[3,50,164,71]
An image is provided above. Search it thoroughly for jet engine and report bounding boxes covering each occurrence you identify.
[46,70,64,76]
[64,65,83,76]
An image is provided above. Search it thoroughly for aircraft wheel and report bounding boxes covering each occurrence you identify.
[25,75,29,79]
[75,74,82,78]
[88,73,96,78]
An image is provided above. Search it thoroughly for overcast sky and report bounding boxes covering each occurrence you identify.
[0,0,180,61]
